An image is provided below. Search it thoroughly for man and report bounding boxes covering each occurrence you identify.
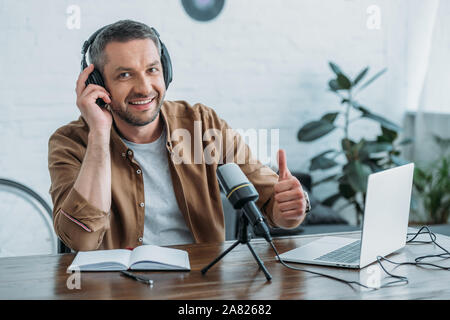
[48,20,308,251]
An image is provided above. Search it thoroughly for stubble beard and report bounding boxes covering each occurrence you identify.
[111,94,165,127]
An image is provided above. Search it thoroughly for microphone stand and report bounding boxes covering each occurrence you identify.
[201,210,272,281]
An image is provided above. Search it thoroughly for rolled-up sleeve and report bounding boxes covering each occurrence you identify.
[48,128,110,251]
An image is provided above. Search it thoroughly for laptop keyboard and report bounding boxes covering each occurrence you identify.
[314,240,361,264]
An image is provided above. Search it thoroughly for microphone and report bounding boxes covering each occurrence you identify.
[217,163,272,243]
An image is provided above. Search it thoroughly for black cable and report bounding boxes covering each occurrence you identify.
[405,226,450,269]
[377,255,450,271]
[269,241,373,290]
[374,227,450,287]
[407,226,437,244]
[270,225,450,290]
[375,256,409,287]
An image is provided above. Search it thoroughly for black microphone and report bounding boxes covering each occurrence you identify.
[217,163,272,243]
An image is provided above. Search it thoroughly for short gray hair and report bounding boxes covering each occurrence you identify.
[88,20,161,73]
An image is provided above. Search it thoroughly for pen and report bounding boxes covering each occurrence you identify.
[120,270,154,285]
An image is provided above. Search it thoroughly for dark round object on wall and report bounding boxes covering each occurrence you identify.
[181,0,225,22]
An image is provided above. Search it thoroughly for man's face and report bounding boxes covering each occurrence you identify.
[102,38,166,127]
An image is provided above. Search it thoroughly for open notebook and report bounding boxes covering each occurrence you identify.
[67,245,190,271]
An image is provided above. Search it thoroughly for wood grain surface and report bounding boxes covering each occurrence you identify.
[1,230,449,299]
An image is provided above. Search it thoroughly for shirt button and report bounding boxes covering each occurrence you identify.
[138,237,143,243]
[127,150,133,156]
[136,169,142,174]
[139,202,145,208]
[121,152,126,157]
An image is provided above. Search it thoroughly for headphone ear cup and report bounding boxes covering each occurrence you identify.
[160,42,173,90]
[85,68,107,107]
[85,68,105,88]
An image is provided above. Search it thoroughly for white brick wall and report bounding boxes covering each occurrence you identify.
[0,0,411,255]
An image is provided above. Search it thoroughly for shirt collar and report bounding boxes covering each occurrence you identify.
[109,101,173,153]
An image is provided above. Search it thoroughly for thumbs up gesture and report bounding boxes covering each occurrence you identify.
[272,149,307,229]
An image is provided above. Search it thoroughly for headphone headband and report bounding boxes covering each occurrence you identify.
[81,25,108,56]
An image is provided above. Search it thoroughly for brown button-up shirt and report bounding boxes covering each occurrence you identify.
[48,100,279,251]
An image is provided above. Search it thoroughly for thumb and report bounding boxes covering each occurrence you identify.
[277,149,291,181]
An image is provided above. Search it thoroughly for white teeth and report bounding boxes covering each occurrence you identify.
[129,98,153,105]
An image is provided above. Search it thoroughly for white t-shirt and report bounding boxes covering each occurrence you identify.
[122,126,194,246]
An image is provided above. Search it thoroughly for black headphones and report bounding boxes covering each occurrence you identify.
[81,24,173,107]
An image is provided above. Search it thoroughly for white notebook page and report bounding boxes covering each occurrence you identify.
[68,249,131,271]
[129,245,189,268]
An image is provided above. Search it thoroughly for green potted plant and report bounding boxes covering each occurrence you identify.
[413,135,450,224]
[297,62,411,225]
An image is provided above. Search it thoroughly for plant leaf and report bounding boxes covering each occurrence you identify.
[356,68,387,92]
[329,62,343,75]
[378,126,398,143]
[357,107,402,132]
[360,141,393,160]
[309,150,339,171]
[433,134,450,151]
[363,159,383,173]
[353,67,369,86]
[339,182,356,199]
[322,193,342,207]
[328,79,340,92]
[344,161,372,193]
[391,155,410,166]
[328,62,352,90]
[398,137,414,146]
[337,73,352,90]
[321,112,340,123]
[298,120,336,142]
[310,158,339,171]
[351,101,365,110]
[312,173,341,187]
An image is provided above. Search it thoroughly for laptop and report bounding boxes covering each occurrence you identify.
[278,163,414,269]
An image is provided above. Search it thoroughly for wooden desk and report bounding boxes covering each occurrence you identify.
[0,230,449,300]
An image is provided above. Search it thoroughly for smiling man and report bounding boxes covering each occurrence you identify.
[48,20,310,251]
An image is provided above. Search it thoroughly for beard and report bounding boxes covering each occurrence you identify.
[110,93,165,127]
